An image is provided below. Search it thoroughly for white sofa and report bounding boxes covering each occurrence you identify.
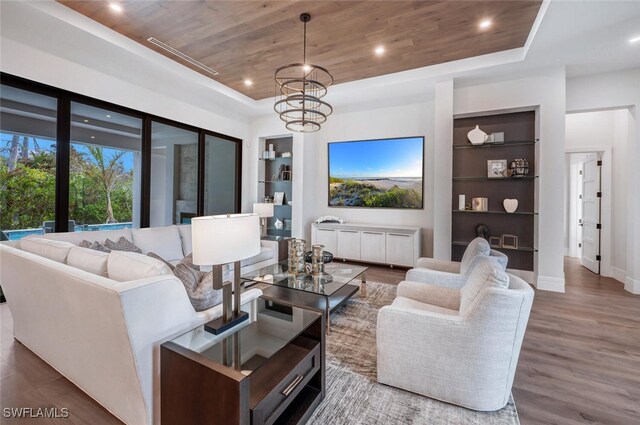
[0,225,278,425]
[377,258,534,411]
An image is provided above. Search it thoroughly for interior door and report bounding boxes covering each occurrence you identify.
[580,153,601,274]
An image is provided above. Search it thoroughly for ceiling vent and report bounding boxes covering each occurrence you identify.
[147,37,219,76]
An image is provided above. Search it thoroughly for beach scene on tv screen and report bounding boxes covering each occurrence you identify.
[329,137,423,208]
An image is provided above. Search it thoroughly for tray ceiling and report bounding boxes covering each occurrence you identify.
[58,1,542,100]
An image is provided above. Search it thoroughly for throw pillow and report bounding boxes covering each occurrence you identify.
[104,236,142,253]
[147,252,176,271]
[80,240,112,253]
[173,263,223,312]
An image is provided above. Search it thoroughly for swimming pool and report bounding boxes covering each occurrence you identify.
[4,223,133,241]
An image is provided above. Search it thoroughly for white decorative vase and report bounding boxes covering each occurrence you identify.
[503,199,518,213]
[274,218,284,229]
[467,125,488,145]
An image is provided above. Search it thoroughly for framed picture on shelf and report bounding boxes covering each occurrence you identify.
[501,234,519,249]
[489,236,502,248]
[487,159,508,178]
[273,192,285,205]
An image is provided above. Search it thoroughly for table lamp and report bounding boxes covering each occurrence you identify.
[253,202,274,237]
[192,213,261,334]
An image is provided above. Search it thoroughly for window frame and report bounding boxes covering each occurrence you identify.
[1,72,242,230]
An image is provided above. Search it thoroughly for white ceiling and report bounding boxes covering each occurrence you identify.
[2,0,639,118]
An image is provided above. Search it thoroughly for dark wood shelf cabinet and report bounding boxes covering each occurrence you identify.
[452,111,537,272]
[161,300,325,425]
[260,137,293,238]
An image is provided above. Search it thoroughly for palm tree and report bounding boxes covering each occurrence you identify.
[7,135,19,172]
[84,147,126,223]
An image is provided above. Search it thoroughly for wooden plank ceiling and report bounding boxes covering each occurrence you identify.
[58,1,542,100]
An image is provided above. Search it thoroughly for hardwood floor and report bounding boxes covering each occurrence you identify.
[1,258,638,424]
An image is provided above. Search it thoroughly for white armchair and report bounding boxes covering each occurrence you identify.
[377,259,534,411]
[406,237,508,289]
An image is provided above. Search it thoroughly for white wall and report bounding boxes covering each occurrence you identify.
[310,102,435,257]
[566,68,640,293]
[249,101,435,257]
[453,68,568,291]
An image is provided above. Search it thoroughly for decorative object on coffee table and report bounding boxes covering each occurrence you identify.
[487,159,508,178]
[503,199,518,213]
[311,245,325,275]
[490,236,502,248]
[288,239,307,276]
[467,125,488,145]
[472,197,488,211]
[191,213,261,335]
[476,224,489,240]
[304,249,334,264]
[253,203,274,237]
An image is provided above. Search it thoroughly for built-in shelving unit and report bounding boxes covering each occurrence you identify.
[452,111,537,272]
[258,137,293,238]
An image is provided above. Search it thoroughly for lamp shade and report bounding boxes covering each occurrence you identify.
[191,213,261,266]
[253,202,274,218]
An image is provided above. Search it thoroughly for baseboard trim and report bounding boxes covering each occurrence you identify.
[611,267,626,285]
[536,275,565,293]
[625,277,640,295]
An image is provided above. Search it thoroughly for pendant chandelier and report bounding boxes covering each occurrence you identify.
[274,13,333,133]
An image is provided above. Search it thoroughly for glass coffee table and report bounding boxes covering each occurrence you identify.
[242,261,368,333]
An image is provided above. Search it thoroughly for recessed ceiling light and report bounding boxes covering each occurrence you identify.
[83,119,89,123]
[106,114,111,118]
[90,136,95,139]
[302,64,311,72]
[630,35,640,44]
[244,79,253,86]
[374,46,385,56]
[479,19,492,30]
[109,3,123,13]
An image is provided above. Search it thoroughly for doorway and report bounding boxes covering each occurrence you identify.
[566,151,604,274]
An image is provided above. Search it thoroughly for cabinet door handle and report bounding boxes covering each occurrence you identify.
[388,233,410,237]
[317,229,334,232]
[339,230,359,233]
[363,231,383,235]
[281,374,304,397]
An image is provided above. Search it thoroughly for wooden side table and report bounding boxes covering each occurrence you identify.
[161,298,325,425]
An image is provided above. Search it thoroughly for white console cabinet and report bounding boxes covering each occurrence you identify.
[311,223,421,267]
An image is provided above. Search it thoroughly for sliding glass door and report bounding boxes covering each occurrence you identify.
[150,122,198,226]
[69,102,142,230]
[0,84,57,239]
[204,134,240,215]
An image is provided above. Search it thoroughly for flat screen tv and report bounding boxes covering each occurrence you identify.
[328,137,424,209]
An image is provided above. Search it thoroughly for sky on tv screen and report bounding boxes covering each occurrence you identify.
[329,137,423,178]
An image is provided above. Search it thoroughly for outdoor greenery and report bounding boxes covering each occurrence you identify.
[1,135,134,230]
[329,179,422,208]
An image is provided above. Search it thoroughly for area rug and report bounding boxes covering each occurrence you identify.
[306,281,520,425]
